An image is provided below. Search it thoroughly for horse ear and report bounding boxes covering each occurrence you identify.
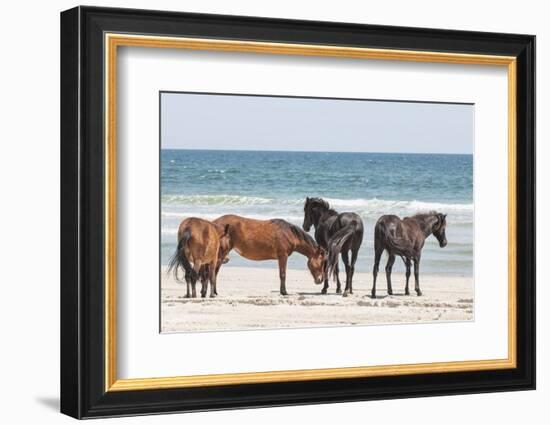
[306,196,310,202]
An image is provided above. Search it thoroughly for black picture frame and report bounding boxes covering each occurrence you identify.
[61,5,535,419]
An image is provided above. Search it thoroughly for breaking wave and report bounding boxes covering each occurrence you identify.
[162,194,472,213]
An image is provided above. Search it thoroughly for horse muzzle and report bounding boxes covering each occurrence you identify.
[440,240,448,248]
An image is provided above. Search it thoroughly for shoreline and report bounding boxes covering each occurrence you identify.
[161,266,474,333]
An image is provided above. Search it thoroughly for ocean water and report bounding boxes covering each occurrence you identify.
[161,149,473,276]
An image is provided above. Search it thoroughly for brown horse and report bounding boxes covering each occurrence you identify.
[371,212,447,298]
[167,217,231,298]
[213,215,326,295]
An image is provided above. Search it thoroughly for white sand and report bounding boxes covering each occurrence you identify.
[161,266,473,333]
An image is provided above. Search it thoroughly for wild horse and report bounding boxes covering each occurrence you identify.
[213,215,326,295]
[371,212,447,298]
[302,197,364,296]
[167,217,231,298]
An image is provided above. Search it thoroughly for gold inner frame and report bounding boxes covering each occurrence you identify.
[104,33,517,392]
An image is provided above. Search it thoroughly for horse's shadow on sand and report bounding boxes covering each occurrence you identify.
[268,291,329,296]
[269,290,414,299]
[292,292,412,299]
[373,293,410,298]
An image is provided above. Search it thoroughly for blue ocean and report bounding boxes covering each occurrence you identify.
[161,149,473,276]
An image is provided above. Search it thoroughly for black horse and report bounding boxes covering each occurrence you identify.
[371,212,447,298]
[303,197,364,296]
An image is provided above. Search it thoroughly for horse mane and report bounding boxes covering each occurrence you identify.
[272,219,318,248]
[411,211,439,220]
[289,223,318,247]
[305,197,338,215]
[410,211,445,233]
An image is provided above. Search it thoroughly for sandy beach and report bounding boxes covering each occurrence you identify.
[161,266,473,333]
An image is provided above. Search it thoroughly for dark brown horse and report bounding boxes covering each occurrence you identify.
[213,215,326,295]
[302,197,364,297]
[371,212,447,298]
[168,217,231,298]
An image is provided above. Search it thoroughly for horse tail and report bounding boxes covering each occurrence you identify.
[327,222,358,280]
[167,228,196,282]
[374,221,385,253]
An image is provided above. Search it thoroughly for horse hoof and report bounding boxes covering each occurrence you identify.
[184,294,191,299]
[416,291,423,296]
[280,291,288,296]
[405,290,410,296]
[342,291,349,298]
[371,292,376,299]
[210,294,216,298]
[388,291,393,296]
[336,288,342,294]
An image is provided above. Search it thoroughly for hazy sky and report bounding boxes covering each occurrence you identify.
[161,92,473,154]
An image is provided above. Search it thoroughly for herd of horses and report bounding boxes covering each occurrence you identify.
[168,197,448,299]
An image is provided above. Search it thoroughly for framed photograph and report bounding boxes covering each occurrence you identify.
[60,6,535,419]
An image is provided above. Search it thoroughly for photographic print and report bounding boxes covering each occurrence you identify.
[61,8,535,417]
[160,92,474,333]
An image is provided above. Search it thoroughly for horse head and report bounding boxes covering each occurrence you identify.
[302,197,314,231]
[307,246,327,285]
[302,197,329,232]
[432,213,448,248]
[218,224,232,264]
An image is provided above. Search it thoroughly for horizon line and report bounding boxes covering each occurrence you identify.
[160,147,473,155]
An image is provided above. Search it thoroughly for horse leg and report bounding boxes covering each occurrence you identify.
[335,263,342,294]
[414,257,422,296]
[372,248,383,298]
[278,255,288,296]
[349,247,358,294]
[341,250,351,297]
[200,266,209,298]
[208,264,217,298]
[385,254,396,296]
[214,262,222,295]
[183,270,191,298]
[404,258,411,295]
[192,261,202,298]
[320,259,329,294]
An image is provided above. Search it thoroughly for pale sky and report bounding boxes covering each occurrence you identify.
[161,92,473,154]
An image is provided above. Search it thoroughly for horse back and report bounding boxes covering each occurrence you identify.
[214,214,282,260]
